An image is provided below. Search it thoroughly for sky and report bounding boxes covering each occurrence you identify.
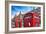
[11,6,37,18]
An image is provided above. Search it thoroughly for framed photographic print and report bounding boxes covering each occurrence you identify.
[5,1,45,33]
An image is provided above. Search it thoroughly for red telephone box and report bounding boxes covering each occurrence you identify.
[23,12,40,27]
[23,13,33,27]
[15,18,22,27]
[32,13,40,27]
